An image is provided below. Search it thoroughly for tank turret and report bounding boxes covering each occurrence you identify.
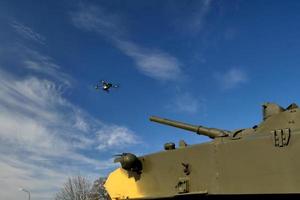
[105,102,300,200]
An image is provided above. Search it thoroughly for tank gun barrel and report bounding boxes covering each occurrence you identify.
[150,116,231,138]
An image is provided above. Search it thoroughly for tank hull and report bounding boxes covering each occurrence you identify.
[105,130,300,199]
[104,105,300,199]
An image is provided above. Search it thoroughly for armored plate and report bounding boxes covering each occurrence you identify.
[105,103,300,199]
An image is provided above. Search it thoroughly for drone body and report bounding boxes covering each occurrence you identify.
[95,80,119,93]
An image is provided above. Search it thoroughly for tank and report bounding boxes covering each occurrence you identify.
[104,102,300,199]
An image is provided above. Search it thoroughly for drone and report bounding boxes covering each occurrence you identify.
[95,80,119,93]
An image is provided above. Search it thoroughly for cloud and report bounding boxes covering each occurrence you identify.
[215,68,248,90]
[1,11,141,200]
[188,0,213,33]
[0,154,66,200]
[11,21,46,44]
[0,44,72,87]
[166,92,205,114]
[115,40,182,80]
[70,4,182,81]
[0,67,138,199]
[167,0,213,34]
[96,125,139,150]
[22,48,73,87]
[71,4,124,37]
[7,23,71,87]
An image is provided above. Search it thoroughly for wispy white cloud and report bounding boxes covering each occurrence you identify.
[215,68,248,90]
[70,4,182,81]
[166,92,204,114]
[0,68,138,199]
[96,125,139,150]
[74,110,90,133]
[0,154,66,200]
[7,22,71,87]
[71,4,124,37]
[22,48,73,87]
[167,0,213,34]
[0,44,72,87]
[2,8,140,200]
[115,40,182,80]
[11,21,46,44]
[188,0,213,33]
[0,72,85,199]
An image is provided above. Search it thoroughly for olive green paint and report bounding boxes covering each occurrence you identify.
[109,103,300,198]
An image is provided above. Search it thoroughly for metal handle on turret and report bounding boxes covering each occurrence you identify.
[149,116,230,139]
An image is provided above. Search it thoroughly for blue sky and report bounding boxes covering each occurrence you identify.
[1,0,300,199]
